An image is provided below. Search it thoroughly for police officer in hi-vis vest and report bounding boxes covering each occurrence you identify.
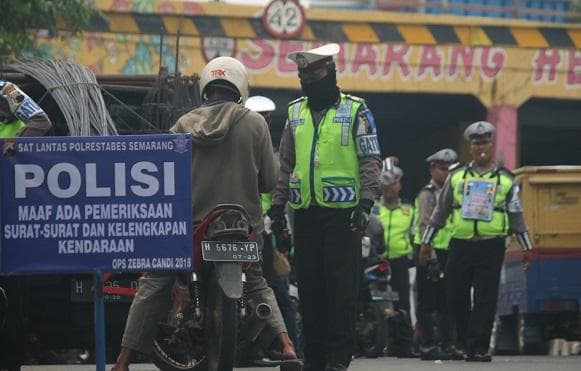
[367,167,417,358]
[0,80,51,371]
[420,121,533,362]
[0,80,52,138]
[270,43,381,371]
[413,148,464,361]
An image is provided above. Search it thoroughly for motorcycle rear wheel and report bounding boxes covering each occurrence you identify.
[151,269,238,371]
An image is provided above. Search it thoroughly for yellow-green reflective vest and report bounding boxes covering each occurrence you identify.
[450,166,513,239]
[0,119,25,138]
[287,93,362,209]
[413,185,453,250]
[376,203,414,259]
[261,193,272,215]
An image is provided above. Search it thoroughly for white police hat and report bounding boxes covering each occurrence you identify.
[288,43,340,69]
[245,96,276,113]
[464,121,496,142]
[426,148,458,164]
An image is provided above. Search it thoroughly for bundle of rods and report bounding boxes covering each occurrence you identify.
[10,58,118,136]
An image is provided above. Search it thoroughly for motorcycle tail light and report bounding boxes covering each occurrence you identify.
[377,261,389,273]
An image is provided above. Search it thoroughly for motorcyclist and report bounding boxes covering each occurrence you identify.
[111,57,296,371]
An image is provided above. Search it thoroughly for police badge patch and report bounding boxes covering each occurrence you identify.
[173,136,189,154]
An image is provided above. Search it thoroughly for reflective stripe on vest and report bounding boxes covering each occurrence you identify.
[377,203,414,259]
[413,186,453,250]
[0,119,25,138]
[261,193,272,216]
[288,93,361,209]
[450,167,512,239]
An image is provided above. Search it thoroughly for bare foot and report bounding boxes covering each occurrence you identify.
[111,346,132,371]
[274,332,298,360]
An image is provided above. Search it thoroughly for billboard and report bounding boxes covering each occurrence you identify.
[0,134,193,274]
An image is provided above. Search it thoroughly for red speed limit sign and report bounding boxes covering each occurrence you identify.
[262,0,306,39]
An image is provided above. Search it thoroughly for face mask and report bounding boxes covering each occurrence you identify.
[300,69,340,111]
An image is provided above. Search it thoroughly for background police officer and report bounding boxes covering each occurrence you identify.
[245,95,302,357]
[421,121,533,362]
[270,43,381,371]
[414,149,463,360]
[0,80,52,138]
[0,80,51,371]
[367,168,416,358]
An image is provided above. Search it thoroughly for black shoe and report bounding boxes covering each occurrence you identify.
[466,352,492,362]
[443,345,465,360]
[420,346,443,361]
[324,362,347,371]
[397,350,419,359]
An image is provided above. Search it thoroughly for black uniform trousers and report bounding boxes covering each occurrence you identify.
[293,206,361,370]
[389,256,411,314]
[446,238,506,355]
[416,249,451,348]
[387,256,414,355]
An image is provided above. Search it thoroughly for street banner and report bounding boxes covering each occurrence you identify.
[0,134,193,274]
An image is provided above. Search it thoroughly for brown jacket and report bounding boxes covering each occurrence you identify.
[171,101,277,232]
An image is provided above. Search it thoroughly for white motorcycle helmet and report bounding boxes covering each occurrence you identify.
[199,57,249,104]
[245,96,276,113]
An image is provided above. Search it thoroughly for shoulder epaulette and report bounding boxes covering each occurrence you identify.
[344,94,365,104]
[449,163,466,173]
[288,96,306,106]
[400,200,413,209]
[422,183,436,192]
[496,167,515,178]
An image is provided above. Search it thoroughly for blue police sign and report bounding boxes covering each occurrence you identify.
[0,134,193,274]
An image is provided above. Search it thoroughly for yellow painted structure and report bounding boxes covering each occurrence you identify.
[37,0,581,107]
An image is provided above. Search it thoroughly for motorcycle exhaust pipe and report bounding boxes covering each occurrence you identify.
[255,303,272,319]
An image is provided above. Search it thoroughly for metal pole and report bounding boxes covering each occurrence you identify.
[94,270,106,371]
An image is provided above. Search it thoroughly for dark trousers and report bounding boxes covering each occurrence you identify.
[446,238,506,354]
[293,207,361,370]
[389,256,411,314]
[262,232,302,352]
[388,256,414,355]
[0,277,26,369]
[416,249,451,348]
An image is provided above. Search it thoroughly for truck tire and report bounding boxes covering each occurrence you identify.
[517,313,547,355]
[493,315,518,355]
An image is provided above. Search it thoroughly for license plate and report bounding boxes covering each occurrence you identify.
[70,278,138,303]
[201,240,259,262]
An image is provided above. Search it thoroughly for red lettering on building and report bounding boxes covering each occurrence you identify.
[240,40,275,71]
[532,49,561,83]
[278,41,304,73]
[566,51,581,86]
[480,48,505,80]
[382,45,411,78]
[352,44,377,75]
[449,47,475,78]
[418,46,443,79]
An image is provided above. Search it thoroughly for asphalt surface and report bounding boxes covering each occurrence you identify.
[20,356,581,371]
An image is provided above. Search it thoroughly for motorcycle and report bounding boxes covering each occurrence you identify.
[150,204,261,371]
[355,237,399,358]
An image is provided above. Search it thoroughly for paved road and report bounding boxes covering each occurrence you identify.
[21,356,581,371]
